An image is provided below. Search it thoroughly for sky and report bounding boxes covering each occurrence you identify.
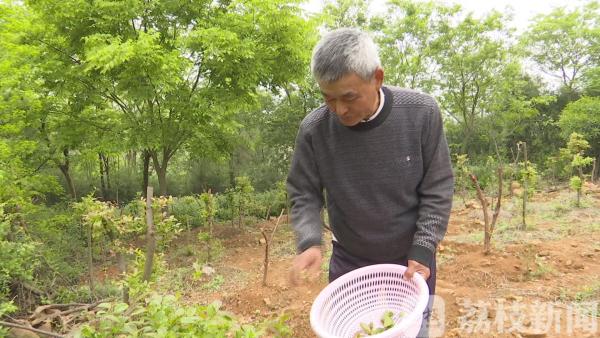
[302,0,586,32]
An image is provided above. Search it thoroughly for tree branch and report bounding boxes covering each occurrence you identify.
[0,320,65,338]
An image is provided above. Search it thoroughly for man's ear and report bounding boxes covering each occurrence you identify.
[373,67,384,87]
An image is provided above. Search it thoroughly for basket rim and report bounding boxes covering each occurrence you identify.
[310,263,430,338]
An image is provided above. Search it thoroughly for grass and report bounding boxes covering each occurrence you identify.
[524,256,556,280]
[202,274,225,291]
[447,188,599,248]
[553,282,600,318]
[437,245,458,266]
[574,282,600,318]
[575,282,600,303]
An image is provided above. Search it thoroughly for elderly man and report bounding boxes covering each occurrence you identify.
[286,28,454,337]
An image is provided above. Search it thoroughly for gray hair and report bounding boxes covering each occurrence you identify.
[311,28,381,83]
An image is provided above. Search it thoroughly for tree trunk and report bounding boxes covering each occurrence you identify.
[87,216,95,296]
[115,156,120,204]
[229,153,236,188]
[58,148,77,200]
[470,174,490,254]
[143,186,156,282]
[103,154,111,192]
[521,142,528,231]
[118,252,129,304]
[592,156,598,183]
[99,153,108,201]
[127,150,137,171]
[156,166,167,197]
[142,151,151,198]
[150,150,170,197]
[238,200,243,228]
[576,188,581,207]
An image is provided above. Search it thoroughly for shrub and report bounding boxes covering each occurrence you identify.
[170,195,204,230]
[75,294,291,337]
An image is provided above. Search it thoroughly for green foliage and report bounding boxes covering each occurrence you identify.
[377,0,460,92]
[354,310,400,337]
[559,97,600,160]
[518,162,539,194]
[197,231,224,264]
[321,0,371,29]
[123,249,167,299]
[75,294,291,337]
[556,132,596,180]
[570,176,583,191]
[224,176,255,227]
[0,206,38,308]
[247,181,287,219]
[74,196,141,252]
[200,191,217,225]
[53,282,121,305]
[201,274,225,292]
[453,154,471,203]
[2,0,600,334]
[28,206,88,293]
[116,196,185,248]
[522,2,600,92]
[0,301,17,336]
[171,196,204,230]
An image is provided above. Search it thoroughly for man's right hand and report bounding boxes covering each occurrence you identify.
[289,246,322,286]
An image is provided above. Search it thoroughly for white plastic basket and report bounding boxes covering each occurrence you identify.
[310,264,430,338]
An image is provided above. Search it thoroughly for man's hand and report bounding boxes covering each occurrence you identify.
[289,246,322,286]
[404,259,430,281]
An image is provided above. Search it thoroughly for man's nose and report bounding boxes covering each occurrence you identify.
[335,102,349,116]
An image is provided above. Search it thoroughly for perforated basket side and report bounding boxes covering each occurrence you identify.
[310,264,429,338]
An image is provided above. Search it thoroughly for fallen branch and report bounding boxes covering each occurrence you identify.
[30,303,88,321]
[0,320,65,338]
[30,301,104,327]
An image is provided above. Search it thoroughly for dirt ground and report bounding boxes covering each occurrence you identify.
[165,185,600,338]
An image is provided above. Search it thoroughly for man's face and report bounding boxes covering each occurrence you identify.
[318,68,384,127]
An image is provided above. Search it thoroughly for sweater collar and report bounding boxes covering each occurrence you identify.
[347,85,393,131]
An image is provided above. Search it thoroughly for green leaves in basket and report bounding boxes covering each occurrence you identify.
[354,310,405,337]
[381,311,394,329]
[360,322,373,333]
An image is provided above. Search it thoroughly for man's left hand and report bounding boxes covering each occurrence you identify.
[404,259,430,280]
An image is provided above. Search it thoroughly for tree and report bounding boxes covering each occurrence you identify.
[320,0,371,29]
[22,0,313,197]
[559,96,600,180]
[434,10,514,157]
[562,133,595,206]
[0,5,64,309]
[376,0,460,92]
[522,2,600,95]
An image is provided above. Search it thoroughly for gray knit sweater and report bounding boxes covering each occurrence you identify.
[286,85,454,267]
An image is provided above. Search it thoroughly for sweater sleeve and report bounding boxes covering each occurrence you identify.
[407,100,454,268]
[286,124,324,253]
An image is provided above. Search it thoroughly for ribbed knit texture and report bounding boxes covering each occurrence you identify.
[286,86,454,267]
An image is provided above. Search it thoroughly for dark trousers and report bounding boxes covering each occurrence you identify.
[328,241,436,338]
